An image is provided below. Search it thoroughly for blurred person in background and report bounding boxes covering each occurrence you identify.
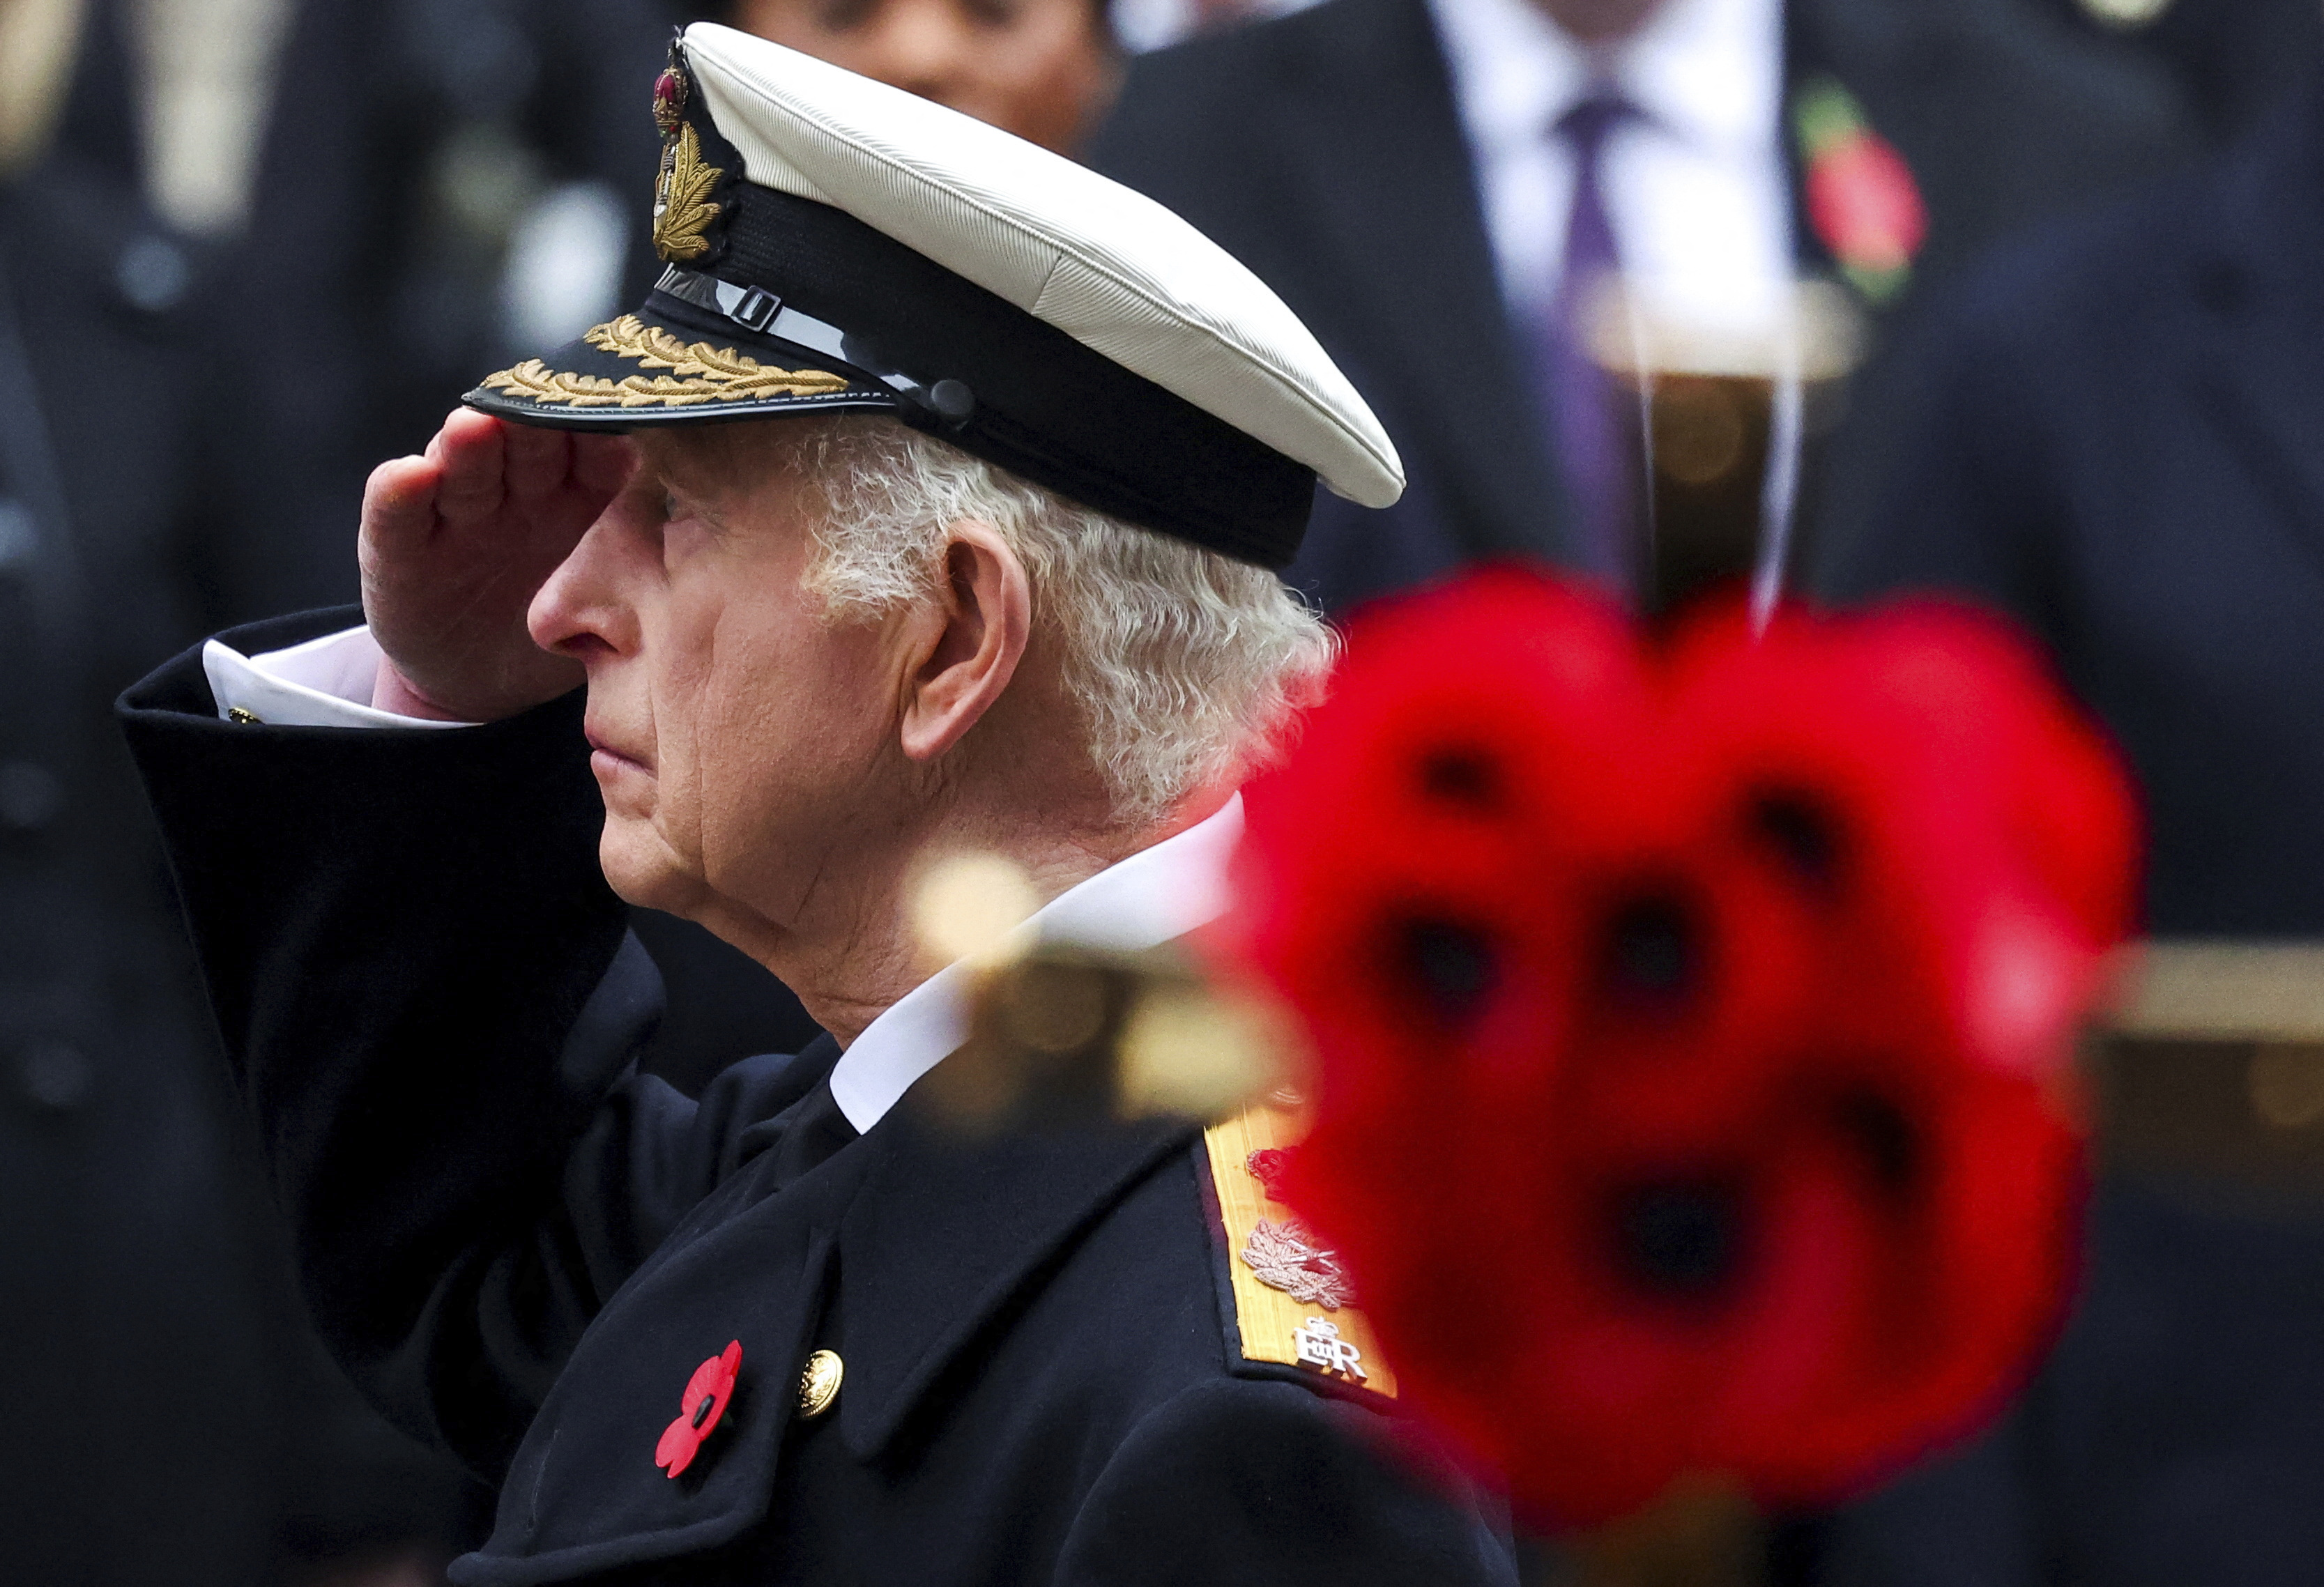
[231,0,668,570]
[1086,0,2196,614]
[711,0,1123,151]
[1815,51,2324,939]
[0,0,481,1581]
[1803,39,2324,1587]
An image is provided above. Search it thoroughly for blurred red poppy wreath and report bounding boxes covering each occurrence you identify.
[1221,567,2138,1529]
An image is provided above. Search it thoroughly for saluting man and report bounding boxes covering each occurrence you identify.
[123,24,1515,1587]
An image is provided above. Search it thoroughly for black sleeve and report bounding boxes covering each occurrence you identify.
[117,611,822,1477]
[1055,1379,1519,1587]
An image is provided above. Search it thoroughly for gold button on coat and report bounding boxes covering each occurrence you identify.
[797,1349,843,1418]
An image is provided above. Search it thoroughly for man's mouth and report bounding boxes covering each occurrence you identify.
[585,727,653,774]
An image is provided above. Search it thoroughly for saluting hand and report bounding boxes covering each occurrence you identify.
[360,409,635,722]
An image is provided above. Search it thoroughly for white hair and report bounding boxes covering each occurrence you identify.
[782,416,1338,824]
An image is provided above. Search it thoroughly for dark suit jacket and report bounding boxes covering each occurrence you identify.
[1807,86,2324,1586]
[1085,0,2192,613]
[1814,82,2324,937]
[120,611,1516,1587]
[2035,0,2324,142]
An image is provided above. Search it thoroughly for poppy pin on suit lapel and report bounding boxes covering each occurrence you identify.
[1794,79,1928,306]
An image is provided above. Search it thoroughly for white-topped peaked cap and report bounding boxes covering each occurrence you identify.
[680,24,1401,511]
[469,27,1400,568]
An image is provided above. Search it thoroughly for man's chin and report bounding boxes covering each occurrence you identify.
[597,818,702,916]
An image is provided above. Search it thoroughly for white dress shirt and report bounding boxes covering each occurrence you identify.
[1427,0,1796,335]
[202,626,1244,1133]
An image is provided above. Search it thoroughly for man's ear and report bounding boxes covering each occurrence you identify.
[898,521,1034,762]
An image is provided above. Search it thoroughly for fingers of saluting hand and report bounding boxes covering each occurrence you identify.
[501,417,579,511]
[429,408,512,525]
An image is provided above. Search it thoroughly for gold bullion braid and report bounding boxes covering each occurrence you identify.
[652,123,724,262]
[478,316,853,410]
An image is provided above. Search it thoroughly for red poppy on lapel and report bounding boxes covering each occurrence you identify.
[655,1340,742,1478]
[1795,79,1929,306]
[1223,568,2136,1528]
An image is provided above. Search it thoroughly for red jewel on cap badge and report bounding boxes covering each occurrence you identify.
[655,1340,742,1478]
[652,66,690,139]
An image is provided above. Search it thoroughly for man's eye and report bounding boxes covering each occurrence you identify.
[662,493,682,521]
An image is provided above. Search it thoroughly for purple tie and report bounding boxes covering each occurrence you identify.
[1542,89,1642,593]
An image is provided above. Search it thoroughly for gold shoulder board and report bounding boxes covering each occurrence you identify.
[1202,1099,1399,1401]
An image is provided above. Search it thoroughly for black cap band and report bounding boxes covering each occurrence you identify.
[468,181,1317,569]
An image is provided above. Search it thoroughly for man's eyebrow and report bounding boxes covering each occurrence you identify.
[645,433,747,499]
[641,446,712,503]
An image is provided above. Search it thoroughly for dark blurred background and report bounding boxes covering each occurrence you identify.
[4,0,2321,1581]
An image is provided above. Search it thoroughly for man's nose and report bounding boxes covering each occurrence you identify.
[529,514,637,662]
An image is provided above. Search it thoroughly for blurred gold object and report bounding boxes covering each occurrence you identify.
[993,956,1113,1055]
[2247,1047,2324,1132]
[135,0,300,235]
[2107,941,2324,1041]
[2091,941,2324,1189]
[928,942,1298,1132]
[1116,981,1290,1120]
[1650,378,1750,489]
[1584,280,1864,385]
[910,850,1041,971]
[1582,280,1866,620]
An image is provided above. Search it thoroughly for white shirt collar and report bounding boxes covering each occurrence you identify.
[1623,0,1786,163]
[1423,0,1791,326]
[1426,0,1586,176]
[1426,0,1782,160]
[827,794,1246,1133]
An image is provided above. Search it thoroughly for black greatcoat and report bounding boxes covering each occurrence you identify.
[121,611,1517,1587]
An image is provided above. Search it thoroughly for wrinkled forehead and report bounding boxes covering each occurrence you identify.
[636,415,830,503]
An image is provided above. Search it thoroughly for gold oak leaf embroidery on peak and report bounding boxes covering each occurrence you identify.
[652,122,724,262]
[478,316,853,410]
